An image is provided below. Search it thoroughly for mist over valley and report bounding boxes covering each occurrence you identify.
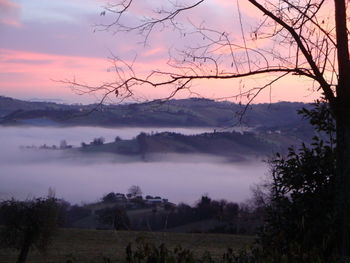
[0,96,314,205]
[0,125,267,205]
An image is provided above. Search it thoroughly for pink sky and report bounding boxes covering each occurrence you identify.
[0,0,322,104]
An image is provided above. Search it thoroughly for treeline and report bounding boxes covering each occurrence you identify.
[0,191,265,235]
[160,195,264,234]
[61,197,263,234]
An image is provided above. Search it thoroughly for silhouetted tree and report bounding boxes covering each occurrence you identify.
[0,198,59,263]
[96,206,130,230]
[224,202,239,220]
[64,1,350,259]
[92,137,105,145]
[196,195,213,219]
[128,185,143,198]
[136,132,147,160]
[59,140,67,149]
[258,102,337,262]
[102,192,117,203]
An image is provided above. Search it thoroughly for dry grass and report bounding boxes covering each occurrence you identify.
[0,228,254,263]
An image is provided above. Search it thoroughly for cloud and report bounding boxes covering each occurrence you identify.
[0,0,20,27]
[18,0,100,24]
[143,47,166,57]
[0,48,171,103]
[0,48,111,102]
[0,0,18,12]
[5,58,54,65]
[0,46,321,105]
[0,0,323,104]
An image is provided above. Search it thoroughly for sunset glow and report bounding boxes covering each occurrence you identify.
[0,0,323,104]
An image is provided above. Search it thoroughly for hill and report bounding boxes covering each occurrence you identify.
[0,96,309,128]
[74,130,302,161]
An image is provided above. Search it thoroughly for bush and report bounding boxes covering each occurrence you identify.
[254,102,338,262]
[125,238,212,263]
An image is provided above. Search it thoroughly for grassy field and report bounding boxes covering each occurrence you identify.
[0,228,254,263]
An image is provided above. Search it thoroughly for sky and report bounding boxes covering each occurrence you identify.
[0,0,322,104]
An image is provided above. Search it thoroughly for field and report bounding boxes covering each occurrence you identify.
[0,228,254,263]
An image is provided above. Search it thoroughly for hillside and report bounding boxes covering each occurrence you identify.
[70,129,308,161]
[0,96,309,128]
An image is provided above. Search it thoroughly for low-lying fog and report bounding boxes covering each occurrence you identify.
[0,126,268,205]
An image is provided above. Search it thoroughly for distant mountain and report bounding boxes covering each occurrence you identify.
[28,98,66,103]
[0,96,310,129]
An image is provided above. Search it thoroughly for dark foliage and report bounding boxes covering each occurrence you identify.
[164,197,247,233]
[64,205,92,227]
[128,185,143,198]
[92,137,105,145]
[255,102,338,262]
[136,132,148,159]
[95,206,130,230]
[102,192,119,203]
[0,197,60,263]
[125,238,216,263]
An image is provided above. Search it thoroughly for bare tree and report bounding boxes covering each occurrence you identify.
[63,0,350,260]
[128,185,142,198]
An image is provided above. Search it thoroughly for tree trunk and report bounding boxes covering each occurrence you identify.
[16,239,31,263]
[335,109,350,262]
[334,0,350,260]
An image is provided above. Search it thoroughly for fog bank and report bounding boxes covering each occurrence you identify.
[0,126,267,204]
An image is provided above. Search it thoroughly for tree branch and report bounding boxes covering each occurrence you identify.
[248,0,335,103]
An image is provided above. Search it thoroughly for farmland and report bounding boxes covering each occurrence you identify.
[0,228,254,263]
